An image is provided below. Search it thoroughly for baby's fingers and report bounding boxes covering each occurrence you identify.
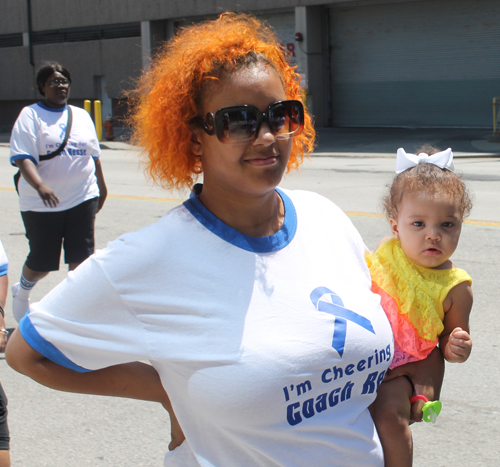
[448,339,472,362]
[450,332,472,349]
[450,327,470,340]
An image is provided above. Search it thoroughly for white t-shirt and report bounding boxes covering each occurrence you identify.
[10,102,101,212]
[0,240,7,277]
[20,188,393,467]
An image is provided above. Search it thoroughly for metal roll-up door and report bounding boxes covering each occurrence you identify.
[329,0,500,128]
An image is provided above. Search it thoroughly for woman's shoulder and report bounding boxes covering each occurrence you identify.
[17,102,65,123]
[68,104,89,115]
[16,103,39,120]
[97,204,191,253]
[92,204,196,280]
[281,188,367,252]
[68,105,94,122]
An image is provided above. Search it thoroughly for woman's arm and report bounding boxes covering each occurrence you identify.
[0,274,8,352]
[15,158,59,208]
[0,274,7,312]
[94,158,107,212]
[6,328,168,404]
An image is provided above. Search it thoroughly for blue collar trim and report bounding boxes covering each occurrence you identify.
[183,185,297,253]
[37,102,67,112]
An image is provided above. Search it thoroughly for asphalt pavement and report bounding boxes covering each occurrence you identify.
[0,128,499,466]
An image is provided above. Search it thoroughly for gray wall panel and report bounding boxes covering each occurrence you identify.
[26,0,326,30]
[0,48,36,100]
[102,37,142,96]
[0,0,27,34]
[1,38,142,101]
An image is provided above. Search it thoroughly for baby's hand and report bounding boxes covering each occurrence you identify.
[444,327,472,363]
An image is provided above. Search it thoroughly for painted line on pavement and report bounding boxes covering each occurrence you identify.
[106,193,183,203]
[1,187,498,226]
[0,186,182,203]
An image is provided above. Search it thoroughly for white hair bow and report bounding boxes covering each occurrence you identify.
[395,148,454,174]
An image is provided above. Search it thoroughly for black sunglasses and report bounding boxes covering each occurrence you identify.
[190,100,304,144]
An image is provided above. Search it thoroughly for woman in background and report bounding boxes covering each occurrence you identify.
[9,62,107,322]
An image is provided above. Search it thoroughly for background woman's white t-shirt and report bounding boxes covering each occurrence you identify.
[10,102,100,212]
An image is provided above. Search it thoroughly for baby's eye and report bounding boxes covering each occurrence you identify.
[412,221,424,227]
[442,222,454,228]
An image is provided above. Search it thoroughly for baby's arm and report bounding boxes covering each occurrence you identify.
[440,281,473,363]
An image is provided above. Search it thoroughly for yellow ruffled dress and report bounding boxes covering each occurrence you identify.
[366,238,471,369]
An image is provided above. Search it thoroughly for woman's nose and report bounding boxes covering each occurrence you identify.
[253,122,276,146]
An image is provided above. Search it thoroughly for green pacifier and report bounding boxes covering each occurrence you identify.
[410,395,442,424]
[422,400,442,423]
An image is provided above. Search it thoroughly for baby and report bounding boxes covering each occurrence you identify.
[367,146,473,467]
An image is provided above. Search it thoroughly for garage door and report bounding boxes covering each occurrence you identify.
[329,0,500,128]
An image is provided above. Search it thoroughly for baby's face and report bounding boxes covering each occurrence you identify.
[390,191,463,269]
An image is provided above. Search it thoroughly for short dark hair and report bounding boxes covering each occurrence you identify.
[36,62,72,96]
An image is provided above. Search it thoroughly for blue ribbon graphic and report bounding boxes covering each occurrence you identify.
[310,286,375,357]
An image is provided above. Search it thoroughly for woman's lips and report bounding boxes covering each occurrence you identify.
[245,154,278,166]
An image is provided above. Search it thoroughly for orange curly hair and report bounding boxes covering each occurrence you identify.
[129,12,316,190]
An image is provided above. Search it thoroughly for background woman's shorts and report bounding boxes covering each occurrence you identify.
[21,197,99,272]
[0,382,9,450]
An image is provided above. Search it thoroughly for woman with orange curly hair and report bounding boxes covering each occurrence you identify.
[7,13,395,466]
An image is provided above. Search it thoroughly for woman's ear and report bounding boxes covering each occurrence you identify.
[189,129,203,156]
[389,217,400,240]
[39,82,47,97]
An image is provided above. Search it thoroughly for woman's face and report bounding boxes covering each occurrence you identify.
[41,71,70,108]
[191,65,292,201]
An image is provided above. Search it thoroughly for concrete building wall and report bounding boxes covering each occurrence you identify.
[25,0,329,30]
[0,0,27,34]
[0,47,34,100]
[0,37,141,100]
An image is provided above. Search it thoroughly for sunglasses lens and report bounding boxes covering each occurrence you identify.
[220,109,258,142]
[270,102,303,139]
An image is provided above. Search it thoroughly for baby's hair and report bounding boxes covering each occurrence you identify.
[128,12,315,190]
[382,145,473,219]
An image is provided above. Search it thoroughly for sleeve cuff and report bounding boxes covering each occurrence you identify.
[19,314,92,373]
[10,154,37,167]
